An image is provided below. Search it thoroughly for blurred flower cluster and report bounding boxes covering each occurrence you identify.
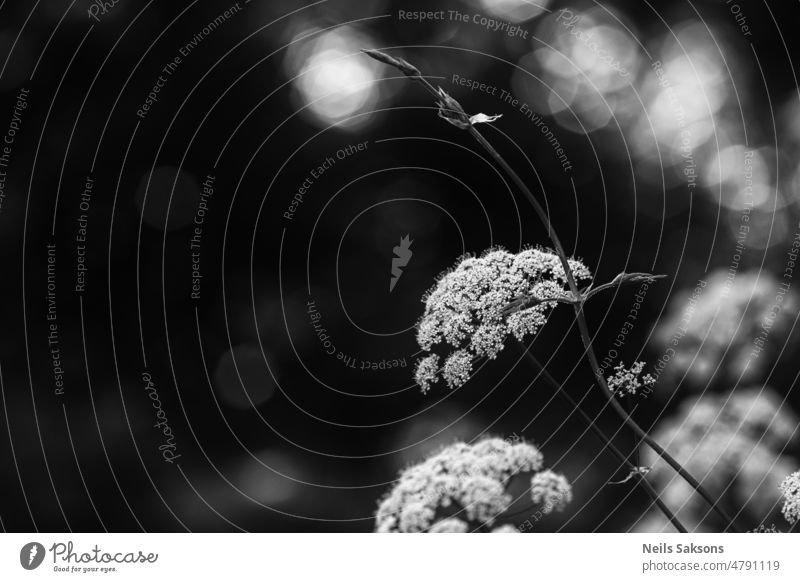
[653,269,798,392]
[638,387,798,532]
[375,436,571,532]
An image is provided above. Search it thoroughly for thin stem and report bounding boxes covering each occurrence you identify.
[502,273,667,315]
[583,273,667,300]
[522,350,687,533]
[602,392,740,530]
[364,48,740,533]
[626,397,640,469]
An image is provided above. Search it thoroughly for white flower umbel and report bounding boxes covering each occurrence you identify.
[375,436,571,532]
[606,361,655,397]
[779,470,800,525]
[414,247,591,393]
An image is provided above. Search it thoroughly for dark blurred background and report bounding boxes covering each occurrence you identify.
[1,0,799,532]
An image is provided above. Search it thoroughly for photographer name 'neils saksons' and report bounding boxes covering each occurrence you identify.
[643,543,725,554]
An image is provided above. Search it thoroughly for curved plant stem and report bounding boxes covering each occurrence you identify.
[364,48,740,533]
[522,350,687,533]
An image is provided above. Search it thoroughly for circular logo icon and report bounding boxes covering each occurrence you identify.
[20,542,46,570]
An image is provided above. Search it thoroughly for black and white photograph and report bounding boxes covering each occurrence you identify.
[0,0,799,579]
